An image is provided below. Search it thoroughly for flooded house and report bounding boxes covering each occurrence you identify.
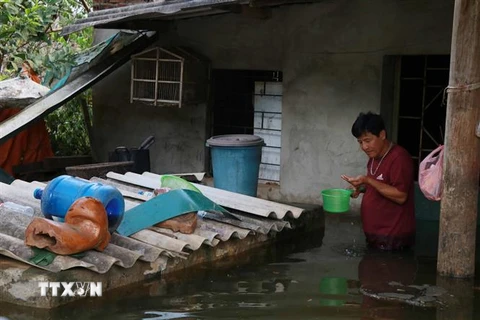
[75,0,459,210]
[0,0,479,317]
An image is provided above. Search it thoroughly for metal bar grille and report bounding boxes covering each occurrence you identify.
[396,55,449,180]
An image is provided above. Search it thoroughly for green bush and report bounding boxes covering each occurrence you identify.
[45,91,92,156]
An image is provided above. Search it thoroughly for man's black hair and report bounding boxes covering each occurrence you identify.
[351,112,386,138]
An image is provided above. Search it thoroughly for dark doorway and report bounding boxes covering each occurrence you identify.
[209,70,283,182]
[395,55,450,180]
[211,70,282,136]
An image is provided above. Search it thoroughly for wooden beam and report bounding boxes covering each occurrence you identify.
[78,0,90,13]
[96,19,172,31]
[437,0,480,278]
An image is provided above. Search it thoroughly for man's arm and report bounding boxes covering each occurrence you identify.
[342,152,413,205]
[364,176,407,205]
[341,175,407,204]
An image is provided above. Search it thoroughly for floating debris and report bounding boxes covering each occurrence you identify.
[360,282,450,308]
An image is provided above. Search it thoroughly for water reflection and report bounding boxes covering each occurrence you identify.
[331,242,369,257]
[4,216,480,320]
[359,250,418,293]
[436,276,474,320]
[318,277,349,306]
[358,250,419,319]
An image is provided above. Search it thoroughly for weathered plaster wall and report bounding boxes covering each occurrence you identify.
[92,31,209,174]
[93,0,454,204]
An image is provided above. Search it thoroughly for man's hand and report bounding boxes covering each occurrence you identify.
[350,187,362,199]
[341,175,368,187]
[342,175,367,198]
[341,174,408,205]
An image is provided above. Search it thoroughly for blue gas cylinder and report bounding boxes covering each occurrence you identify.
[33,175,125,233]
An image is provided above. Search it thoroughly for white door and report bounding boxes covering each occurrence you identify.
[253,81,282,182]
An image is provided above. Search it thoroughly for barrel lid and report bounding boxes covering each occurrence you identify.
[206,134,265,147]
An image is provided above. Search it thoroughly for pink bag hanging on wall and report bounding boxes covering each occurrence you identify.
[418,145,444,201]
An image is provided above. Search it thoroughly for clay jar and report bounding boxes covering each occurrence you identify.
[25,197,111,255]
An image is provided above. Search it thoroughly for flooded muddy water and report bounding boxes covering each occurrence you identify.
[3,213,480,320]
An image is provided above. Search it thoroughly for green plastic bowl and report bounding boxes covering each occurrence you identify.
[321,188,352,213]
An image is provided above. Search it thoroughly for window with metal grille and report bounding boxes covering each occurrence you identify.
[131,47,208,108]
[394,55,449,180]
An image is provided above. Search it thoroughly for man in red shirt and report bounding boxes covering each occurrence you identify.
[341,112,416,250]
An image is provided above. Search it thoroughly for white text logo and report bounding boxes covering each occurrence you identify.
[39,282,102,297]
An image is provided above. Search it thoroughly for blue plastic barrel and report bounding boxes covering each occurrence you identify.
[33,175,125,233]
[206,135,265,197]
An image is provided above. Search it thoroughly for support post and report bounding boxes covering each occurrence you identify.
[437,0,480,277]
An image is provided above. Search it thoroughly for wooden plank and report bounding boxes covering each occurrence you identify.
[437,0,480,278]
[154,47,159,106]
[43,155,92,170]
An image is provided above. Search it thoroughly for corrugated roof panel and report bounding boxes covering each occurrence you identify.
[107,171,305,219]
[0,171,305,274]
[61,0,246,35]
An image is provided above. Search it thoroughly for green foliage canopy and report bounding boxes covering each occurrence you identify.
[0,0,95,156]
[0,0,93,80]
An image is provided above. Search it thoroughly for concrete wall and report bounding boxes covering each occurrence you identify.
[92,0,454,204]
[92,30,209,174]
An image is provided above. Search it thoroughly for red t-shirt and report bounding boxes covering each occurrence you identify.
[361,144,416,250]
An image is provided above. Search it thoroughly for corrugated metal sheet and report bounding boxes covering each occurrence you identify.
[61,0,247,35]
[108,171,303,219]
[0,32,157,145]
[61,0,322,36]
[0,171,304,274]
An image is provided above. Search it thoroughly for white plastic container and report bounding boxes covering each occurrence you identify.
[0,201,34,216]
